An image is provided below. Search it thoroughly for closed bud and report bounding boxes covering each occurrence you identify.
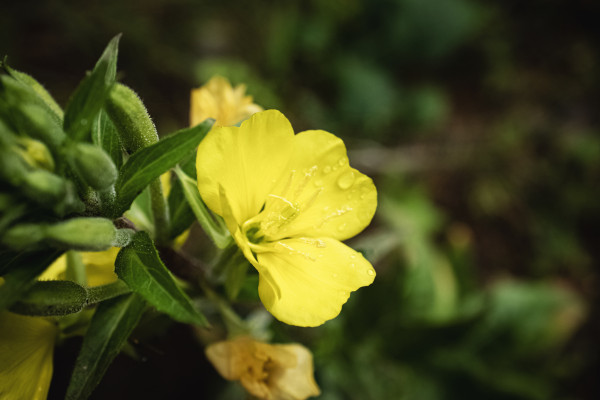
[105,83,158,153]
[69,143,118,191]
[15,137,55,171]
[44,217,130,251]
[22,170,67,203]
[1,223,46,250]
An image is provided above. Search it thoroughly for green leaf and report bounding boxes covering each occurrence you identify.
[0,249,61,311]
[65,293,145,400]
[92,109,123,170]
[112,119,213,217]
[63,34,121,141]
[167,174,195,240]
[225,253,251,301]
[115,231,208,326]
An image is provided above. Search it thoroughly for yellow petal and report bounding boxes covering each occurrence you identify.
[257,237,375,327]
[262,130,377,242]
[0,312,56,400]
[196,110,295,224]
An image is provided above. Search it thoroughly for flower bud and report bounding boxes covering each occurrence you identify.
[44,217,130,251]
[69,143,118,191]
[15,137,55,171]
[105,83,158,153]
[22,170,67,203]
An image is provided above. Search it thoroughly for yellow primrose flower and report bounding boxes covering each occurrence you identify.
[190,76,263,127]
[196,110,377,327]
[39,247,119,287]
[0,312,57,400]
[206,336,320,400]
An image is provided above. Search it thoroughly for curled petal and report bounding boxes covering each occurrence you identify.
[257,237,376,327]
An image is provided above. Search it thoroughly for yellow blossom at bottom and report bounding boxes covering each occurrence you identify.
[0,311,57,400]
[206,336,320,400]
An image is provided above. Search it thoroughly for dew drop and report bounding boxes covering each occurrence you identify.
[338,223,347,232]
[338,157,347,166]
[350,263,356,268]
[367,269,375,276]
[323,165,332,174]
[337,171,355,190]
[350,254,356,259]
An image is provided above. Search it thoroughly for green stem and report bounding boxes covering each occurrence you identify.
[86,280,132,304]
[66,250,86,286]
[149,178,170,245]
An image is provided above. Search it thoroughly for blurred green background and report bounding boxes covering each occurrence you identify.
[2,0,599,399]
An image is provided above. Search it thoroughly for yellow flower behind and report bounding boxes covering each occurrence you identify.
[196,110,377,327]
[190,76,263,127]
[206,336,320,400]
[39,247,119,287]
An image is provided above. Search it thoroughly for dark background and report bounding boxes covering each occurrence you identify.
[2,0,599,399]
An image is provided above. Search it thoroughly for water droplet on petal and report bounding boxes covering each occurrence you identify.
[350,254,356,259]
[350,263,356,268]
[338,223,347,232]
[337,171,355,190]
[367,269,375,276]
[323,166,332,174]
[338,157,347,166]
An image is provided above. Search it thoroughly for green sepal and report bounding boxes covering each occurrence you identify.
[63,34,120,141]
[115,231,209,326]
[0,249,62,311]
[92,109,123,170]
[224,253,251,301]
[111,119,213,217]
[9,279,131,316]
[174,166,231,248]
[2,59,64,119]
[104,83,159,153]
[65,292,146,400]
[167,173,195,240]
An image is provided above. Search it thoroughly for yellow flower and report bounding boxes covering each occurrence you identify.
[190,76,263,127]
[39,247,119,287]
[206,336,320,400]
[196,110,377,327]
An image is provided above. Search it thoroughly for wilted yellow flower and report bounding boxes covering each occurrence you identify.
[190,76,263,127]
[0,311,57,400]
[206,336,320,400]
[196,110,377,327]
[39,247,119,287]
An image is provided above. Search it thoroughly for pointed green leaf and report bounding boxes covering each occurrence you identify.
[112,119,213,217]
[65,293,145,400]
[63,34,121,141]
[0,249,61,311]
[115,231,208,326]
[92,109,123,170]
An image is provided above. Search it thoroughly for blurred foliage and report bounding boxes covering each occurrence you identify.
[2,0,600,399]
